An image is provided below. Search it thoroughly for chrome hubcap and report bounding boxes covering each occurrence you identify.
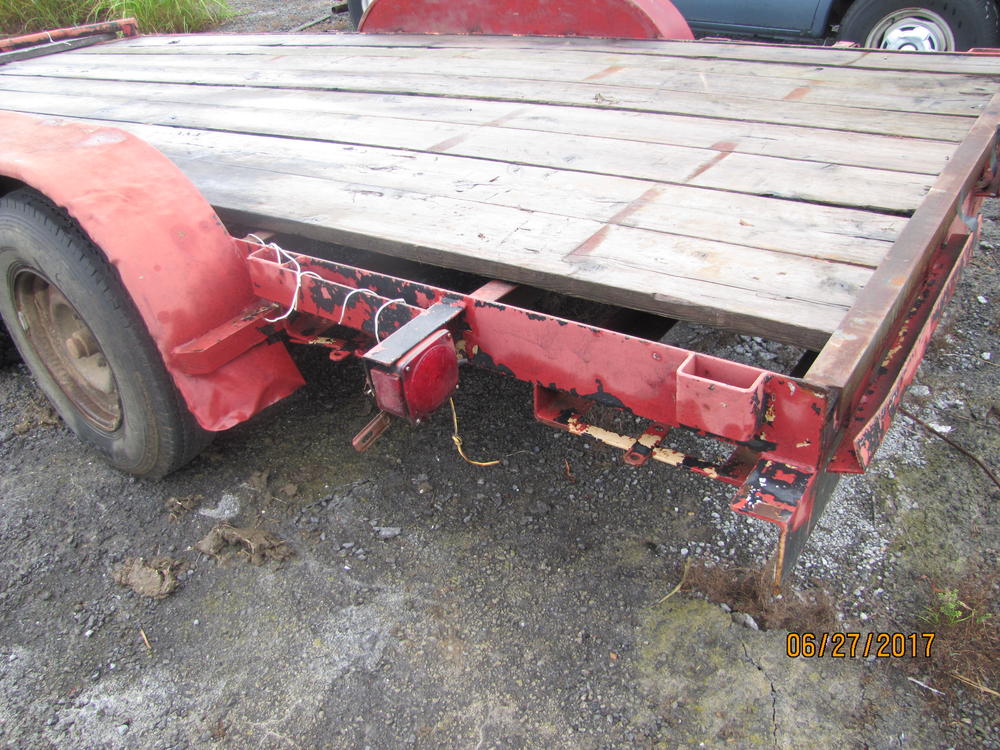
[865,9,955,51]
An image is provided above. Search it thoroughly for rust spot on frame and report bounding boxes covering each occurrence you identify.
[567,187,663,257]
[683,141,736,183]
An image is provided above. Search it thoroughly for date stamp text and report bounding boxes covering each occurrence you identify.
[786,632,935,659]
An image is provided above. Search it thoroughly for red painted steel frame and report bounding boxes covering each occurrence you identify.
[236,239,826,463]
[220,237,837,581]
[0,112,303,431]
[831,231,978,472]
[220,173,988,583]
[359,0,694,40]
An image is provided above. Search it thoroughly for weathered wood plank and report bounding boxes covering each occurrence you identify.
[175,157,862,346]
[5,33,996,351]
[72,41,999,116]
[0,86,933,213]
[83,118,900,265]
[38,116,865,345]
[106,33,1000,74]
[809,90,1000,396]
[27,49,993,119]
[4,55,976,140]
[0,99,896,265]
[0,74,955,174]
[0,33,114,65]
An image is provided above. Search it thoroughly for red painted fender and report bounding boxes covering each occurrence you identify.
[359,0,694,40]
[0,111,303,431]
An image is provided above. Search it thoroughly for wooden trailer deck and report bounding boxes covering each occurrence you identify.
[2,32,1000,350]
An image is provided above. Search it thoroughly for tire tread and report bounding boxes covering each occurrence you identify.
[0,188,210,477]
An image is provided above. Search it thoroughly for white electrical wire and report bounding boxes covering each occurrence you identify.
[246,236,406,337]
[373,298,406,342]
[337,287,375,326]
[261,242,322,323]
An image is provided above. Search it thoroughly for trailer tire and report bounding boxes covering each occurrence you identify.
[837,0,1000,51]
[0,322,17,366]
[0,188,210,478]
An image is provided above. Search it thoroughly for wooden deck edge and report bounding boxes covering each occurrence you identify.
[805,90,1000,416]
[212,206,835,350]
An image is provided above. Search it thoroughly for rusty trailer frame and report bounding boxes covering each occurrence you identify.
[190,157,994,585]
[1,17,999,587]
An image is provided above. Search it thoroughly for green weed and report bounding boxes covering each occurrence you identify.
[91,0,233,33]
[921,587,994,627]
[916,576,998,699]
[0,1,90,34]
[0,0,233,36]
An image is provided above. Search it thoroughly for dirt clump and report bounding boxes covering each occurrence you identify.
[112,556,184,599]
[164,493,202,520]
[195,523,293,565]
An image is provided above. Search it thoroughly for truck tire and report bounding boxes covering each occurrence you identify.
[0,188,209,477]
[837,0,1000,51]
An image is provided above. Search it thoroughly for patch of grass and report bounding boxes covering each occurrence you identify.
[0,1,90,34]
[918,574,999,698]
[921,587,993,627]
[94,0,233,33]
[0,0,233,36]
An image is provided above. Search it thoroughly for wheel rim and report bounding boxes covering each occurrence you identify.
[12,268,122,431]
[864,8,956,51]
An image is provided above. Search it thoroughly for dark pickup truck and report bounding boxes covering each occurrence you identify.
[672,0,1000,50]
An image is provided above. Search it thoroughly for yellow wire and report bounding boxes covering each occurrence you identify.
[449,398,500,467]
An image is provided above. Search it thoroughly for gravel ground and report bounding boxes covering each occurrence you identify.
[1,4,998,748]
[216,1,351,33]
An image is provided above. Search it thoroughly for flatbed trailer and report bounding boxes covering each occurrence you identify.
[1,16,998,586]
